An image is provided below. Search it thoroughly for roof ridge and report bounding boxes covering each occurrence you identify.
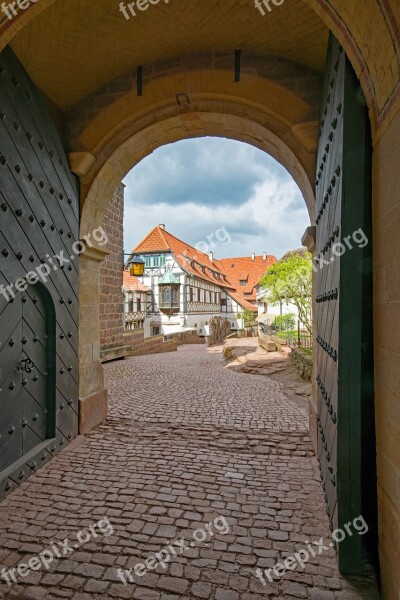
[157,225,170,249]
[132,225,171,252]
[220,255,277,261]
[163,229,208,261]
[162,228,226,274]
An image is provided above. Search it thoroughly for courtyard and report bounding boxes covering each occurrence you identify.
[0,345,379,599]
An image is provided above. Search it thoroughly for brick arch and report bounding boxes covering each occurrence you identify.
[75,55,321,234]
[79,109,316,240]
[77,108,316,438]
[67,53,322,154]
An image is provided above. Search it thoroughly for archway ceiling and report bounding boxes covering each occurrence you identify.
[10,0,329,110]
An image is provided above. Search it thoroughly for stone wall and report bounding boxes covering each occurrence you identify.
[97,181,207,363]
[124,329,205,358]
[373,106,400,600]
[99,184,126,361]
[290,348,313,381]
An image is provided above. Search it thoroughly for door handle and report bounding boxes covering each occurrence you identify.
[17,357,35,373]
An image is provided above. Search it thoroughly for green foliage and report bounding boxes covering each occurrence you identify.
[275,330,297,340]
[240,308,256,326]
[275,313,296,331]
[260,251,313,334]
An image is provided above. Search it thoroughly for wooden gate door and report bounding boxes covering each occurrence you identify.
[0,47,79,499]
[315,35,375,571]
[0,284,55,472]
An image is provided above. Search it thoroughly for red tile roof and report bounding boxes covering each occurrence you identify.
[227,291,259,311]
[122,271,151,292]
[131,226,277,311]
[219,255,276,303]
[132,226,235,289]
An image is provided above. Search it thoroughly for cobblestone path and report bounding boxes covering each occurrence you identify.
[0,346,379,599]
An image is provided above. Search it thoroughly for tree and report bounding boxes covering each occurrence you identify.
[275,313,296,331]
[260,250,313,334]
[239,308,256,326]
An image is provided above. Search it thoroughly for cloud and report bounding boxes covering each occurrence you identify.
[123,137,310,259]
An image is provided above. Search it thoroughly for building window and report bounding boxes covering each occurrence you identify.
[189,287,194,302]
[162,286,171,305]
[240,280,246,286]
[143,255,166,268]
[159,285,180,309]
[152,326,160,336]
[221,298,227,307]
[137,298,141,311]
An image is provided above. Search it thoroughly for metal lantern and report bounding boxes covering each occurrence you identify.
[129,256,145,277]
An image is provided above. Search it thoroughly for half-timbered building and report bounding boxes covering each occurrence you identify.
[124,225,276,338]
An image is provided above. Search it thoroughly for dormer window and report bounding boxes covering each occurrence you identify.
[143,254,166,268]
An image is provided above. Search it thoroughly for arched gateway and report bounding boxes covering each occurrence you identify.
[0,1,399,597]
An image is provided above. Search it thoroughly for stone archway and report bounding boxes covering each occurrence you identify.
[0,1,399,596]
[76,108,317,433]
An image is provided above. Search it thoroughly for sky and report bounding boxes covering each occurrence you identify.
[123,137,310,261]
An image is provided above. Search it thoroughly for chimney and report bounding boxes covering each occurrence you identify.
[209,251,214,263]
[263,252,267,261]
[159,224,165,230]
[251,253,255,261]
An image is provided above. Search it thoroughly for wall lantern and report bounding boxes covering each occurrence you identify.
[129,256,145,277]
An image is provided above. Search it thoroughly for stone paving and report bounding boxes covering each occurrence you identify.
[0,345,379,599]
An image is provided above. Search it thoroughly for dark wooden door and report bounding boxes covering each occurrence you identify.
[0,47,79,499]
[315,35,376,572]
[0,285,55,472]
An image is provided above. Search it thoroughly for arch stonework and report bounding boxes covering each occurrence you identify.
[1,2,400,598]
[1,0,399,140]
[78,107,317,233]
[68,54,322,216]
[73,58,321,407]
[76,108,317,427]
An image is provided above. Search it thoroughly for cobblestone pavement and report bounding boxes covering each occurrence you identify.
[0,345,379,599]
